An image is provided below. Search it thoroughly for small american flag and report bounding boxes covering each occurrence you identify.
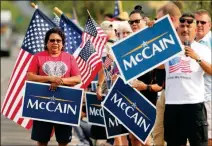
[1,9,57,129]
[76,40,103,88]
[113,0,122,17]
[80,15,107,54]
[75,15,107,88]
[104,56,113,69]
[169,57,192,73]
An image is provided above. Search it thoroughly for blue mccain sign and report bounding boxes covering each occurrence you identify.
[22,81,83,126]
[103,108,128,138]
[111,15,183,83]
[85,92,105,127]
[102,77,156,144]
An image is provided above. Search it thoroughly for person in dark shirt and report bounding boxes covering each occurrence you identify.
[128,5,163,146]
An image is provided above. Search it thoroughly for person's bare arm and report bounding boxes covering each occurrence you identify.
[132,80,162,92]
[157,64,165,69]
[185,46,212,75]
[27,72,62,84]
[62,75,81,86]
[96,67,105,100]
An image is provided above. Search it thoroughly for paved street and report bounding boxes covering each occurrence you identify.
[1,52,80,145]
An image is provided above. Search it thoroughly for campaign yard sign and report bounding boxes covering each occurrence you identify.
[102,77,156,144]
[22,81,83,126]
[111,15,183,83]
[103,108,128,138]
[85,92,105,127]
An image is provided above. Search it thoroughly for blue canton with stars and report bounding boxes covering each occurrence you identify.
[59,14,82,54]
[52,13,60,26]
[84,16,98,37]
[78,40,95,61]
[113,0,121,17]
[22,9,57,55]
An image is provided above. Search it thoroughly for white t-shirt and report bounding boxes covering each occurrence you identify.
[165,41,211,104]
[198,31,212,102]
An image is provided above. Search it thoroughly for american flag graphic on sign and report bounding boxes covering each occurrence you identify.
[169,57,192,73]
[1,9,57,129]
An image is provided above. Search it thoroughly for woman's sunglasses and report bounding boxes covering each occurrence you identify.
[179,17,195,24]
[49,39,62,43]
[128,19,142,25]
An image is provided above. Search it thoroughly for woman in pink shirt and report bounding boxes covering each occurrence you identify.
[27,27,81,146]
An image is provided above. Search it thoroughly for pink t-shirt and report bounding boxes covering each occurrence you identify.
[28,51,80,78]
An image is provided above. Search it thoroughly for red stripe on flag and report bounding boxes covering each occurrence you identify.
[25,120,33,130]
[17,115,24,125]
[9,49,25,85]
[2,52,32,114]
[7,79,25,118]
[80,63,102,89]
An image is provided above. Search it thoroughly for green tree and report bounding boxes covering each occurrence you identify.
[1,1,30,33]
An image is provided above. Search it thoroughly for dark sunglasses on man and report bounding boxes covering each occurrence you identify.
[128,19,142,25]
[196,20,208,25]
[179,17,195,24]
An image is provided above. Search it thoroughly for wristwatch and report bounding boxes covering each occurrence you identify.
[196,58,202,64]
[146,85,151,91]
[97,83,102,88]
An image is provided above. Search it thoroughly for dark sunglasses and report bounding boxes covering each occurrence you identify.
[49,39,62,43]
[128,19,141,25]
[179,17,195,24]
[196,20,207,25]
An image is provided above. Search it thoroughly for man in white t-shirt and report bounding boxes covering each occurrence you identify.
[164,13,212,146]
[194,9,212,145]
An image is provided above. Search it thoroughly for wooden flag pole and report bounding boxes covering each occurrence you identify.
[87,9,91,17]
[30,3,38,9]
[54,7,63,16]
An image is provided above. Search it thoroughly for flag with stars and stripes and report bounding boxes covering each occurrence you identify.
[1,9,57,130]
[75,15,107,88]
[113,0,123,17]
[104,56,113,69]
[59,13,82,55]
[76,40,103,88]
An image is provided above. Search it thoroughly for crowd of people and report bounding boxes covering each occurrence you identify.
[26,1,211,146]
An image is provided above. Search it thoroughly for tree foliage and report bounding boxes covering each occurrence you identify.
[2,1,211,33]
[1,1,30,33]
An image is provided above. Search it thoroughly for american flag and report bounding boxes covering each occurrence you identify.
[59,14,82,55]
[104,56,113,69]
[52,13,60,26]
[80,15,107,54]
[1,9,57,129]
[76,40,103,88]
[113,0,122,17]
[75,15,107,88]
[169,57,192,73]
